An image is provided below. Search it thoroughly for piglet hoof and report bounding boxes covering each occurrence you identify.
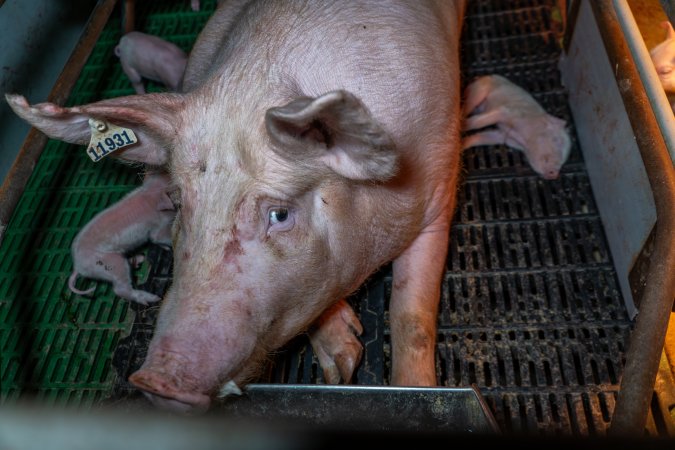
[308,299,364,384]
[130,291,162,306]
[114,286,161,305]
[128,254,146,269]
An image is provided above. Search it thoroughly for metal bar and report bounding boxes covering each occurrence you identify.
[614,0,675,163]
[124,0,135,33]
[587,0,675,435]
[217,384,501,434]
[0,0,119,245]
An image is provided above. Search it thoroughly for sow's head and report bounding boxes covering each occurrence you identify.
[6,89,399,413]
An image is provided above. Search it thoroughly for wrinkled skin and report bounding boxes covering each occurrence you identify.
[6,0,466,414]
[650,21,675,111]
[68,172,175,305]
[115,31,188,94]
[462,74,571,180]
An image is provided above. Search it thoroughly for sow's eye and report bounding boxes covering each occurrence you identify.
[267,206,295,233]
[269,207,288,224]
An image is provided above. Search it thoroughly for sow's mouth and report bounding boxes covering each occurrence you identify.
[129,369,213,414]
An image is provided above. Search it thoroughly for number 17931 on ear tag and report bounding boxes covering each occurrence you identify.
[86,118,138,162]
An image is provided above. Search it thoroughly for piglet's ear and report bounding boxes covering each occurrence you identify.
[5,93,184,166]
[265,90,398,182]
[662,21,675,40]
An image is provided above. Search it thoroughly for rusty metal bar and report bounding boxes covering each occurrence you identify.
[123,0,135,33]
[0,0,119,245]
[586,0,675,435]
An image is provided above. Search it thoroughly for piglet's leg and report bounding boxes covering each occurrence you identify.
[92,253,161,305]
[463,80,491,117]
[462,128,507,150]
[120,60,146,95]
[308,299,364,384]
[463,108,505,132]
[389,214,451,386]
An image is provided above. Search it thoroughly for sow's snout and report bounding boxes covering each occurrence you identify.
[129,347,214,414]
[128,297,258,414]
[129,368,211,414]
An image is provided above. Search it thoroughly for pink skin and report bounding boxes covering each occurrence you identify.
[650,21,675,95]
[114,32,188,94]
[68,172,175,305]
[650,21,675,112]
[6,0,467,413]
[462,74,571,180]
[308,299,364,384]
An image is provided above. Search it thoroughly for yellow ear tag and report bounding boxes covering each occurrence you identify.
[86,118,138,162]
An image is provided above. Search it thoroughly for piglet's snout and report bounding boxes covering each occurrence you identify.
[538,154,561,180]
[544,169,559,180]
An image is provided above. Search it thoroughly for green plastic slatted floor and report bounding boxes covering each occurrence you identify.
[0,0,216,408]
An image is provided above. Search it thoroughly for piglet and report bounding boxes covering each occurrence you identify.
[114,31,188,94]
[649,21,675,111]
[68,172,175,305]
[650,21,675,93]
[462,74,571,180]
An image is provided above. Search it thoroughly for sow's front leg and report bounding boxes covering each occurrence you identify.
[389,212,453,386]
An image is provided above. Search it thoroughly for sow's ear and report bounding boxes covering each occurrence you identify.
[5,93,183,166]
[265,90,398,181]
